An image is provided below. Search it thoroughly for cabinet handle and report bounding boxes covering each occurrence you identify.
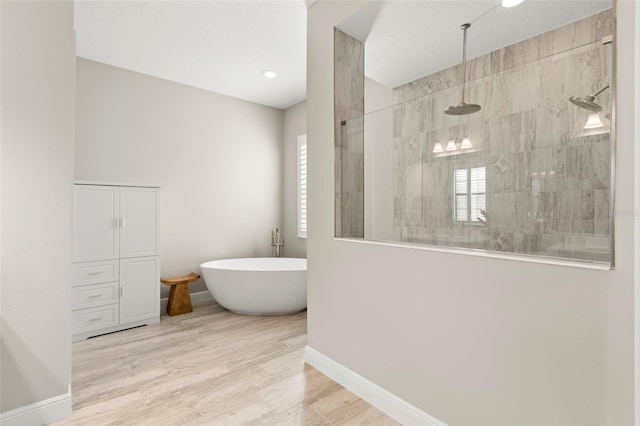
[121,217,125,229]
[120,287,123,298]
[88,317,103,322]
[88,271,102,276]
[88,295,101,299]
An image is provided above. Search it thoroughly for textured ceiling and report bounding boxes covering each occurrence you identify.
[75,1,612,110]
[340,0,613,88]
[75,0,307,110]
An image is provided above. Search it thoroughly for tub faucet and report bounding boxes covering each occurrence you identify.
[271,227,284,257]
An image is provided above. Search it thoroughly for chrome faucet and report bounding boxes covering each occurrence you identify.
[271,227,284,257]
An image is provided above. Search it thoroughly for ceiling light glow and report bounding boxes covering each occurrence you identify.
[262,70,277,79]
[432,142,444,153]
[445,140,457,151]
[502,0,525,7]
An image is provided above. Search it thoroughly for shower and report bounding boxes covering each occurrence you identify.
[445,23,482,115]
[569,85,609,112]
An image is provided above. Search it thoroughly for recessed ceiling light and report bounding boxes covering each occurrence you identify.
[262,70,277,79]
[501,0,525,7]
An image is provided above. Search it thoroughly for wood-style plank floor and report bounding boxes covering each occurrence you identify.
[52,302,399,425]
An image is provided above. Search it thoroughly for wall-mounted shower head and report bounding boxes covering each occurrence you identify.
[569,85,609,112]
[445,23,482,116]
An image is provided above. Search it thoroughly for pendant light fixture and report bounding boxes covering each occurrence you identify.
[445,140,457,151]
[584,113,604,129]
[460,137,473,149]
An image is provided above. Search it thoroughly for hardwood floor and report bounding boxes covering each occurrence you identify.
[53,302,399,425]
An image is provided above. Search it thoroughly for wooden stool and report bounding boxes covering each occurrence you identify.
[161,272,200,316]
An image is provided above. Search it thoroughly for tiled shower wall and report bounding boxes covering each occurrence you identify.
[334,29,364,238]
[391,10,613,263]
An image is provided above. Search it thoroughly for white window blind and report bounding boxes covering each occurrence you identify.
[297,135,307,238]
[454,166,486,222]
[455,168,468,221]
[470,166,486,222]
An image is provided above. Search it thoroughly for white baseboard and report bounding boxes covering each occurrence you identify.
[304,346,446,426]
[0,388,72,426]
[160,290,214,313]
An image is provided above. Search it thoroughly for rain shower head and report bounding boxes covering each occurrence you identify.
[569,95,603,112]
[445,23,482,116]
[569,85,609,112]
[445,102,482,115]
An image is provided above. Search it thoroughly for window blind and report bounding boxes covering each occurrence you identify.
[470,166,486,222]
[454,166,486,222]
[455,168,468,221]
[298,135,307,238]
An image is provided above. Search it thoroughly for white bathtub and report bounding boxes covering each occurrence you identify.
[200,258,307,315]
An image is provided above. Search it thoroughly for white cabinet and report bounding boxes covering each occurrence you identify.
[120,187,159,258]
[73,185,159,262]
[72,183,160,341]
[73,186,119,262]
[120,257,160,323]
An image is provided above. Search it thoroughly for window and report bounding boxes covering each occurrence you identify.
[297,135,307,238]
[454,166,486,223]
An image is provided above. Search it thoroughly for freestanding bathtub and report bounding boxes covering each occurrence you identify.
[200,257,307,315]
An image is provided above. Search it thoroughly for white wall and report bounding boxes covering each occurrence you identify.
[307,1,636,425]
[635,3,640,422]
[283,101,307,258]
[0,0,75,417]
[364,77,393,241]
[75,59,284,297]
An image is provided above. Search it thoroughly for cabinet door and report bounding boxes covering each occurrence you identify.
[120,256,159,323]
[120,187,159,258]
[73,185,119,262]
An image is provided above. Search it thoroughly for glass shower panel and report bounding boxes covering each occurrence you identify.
[342,37,613,266]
